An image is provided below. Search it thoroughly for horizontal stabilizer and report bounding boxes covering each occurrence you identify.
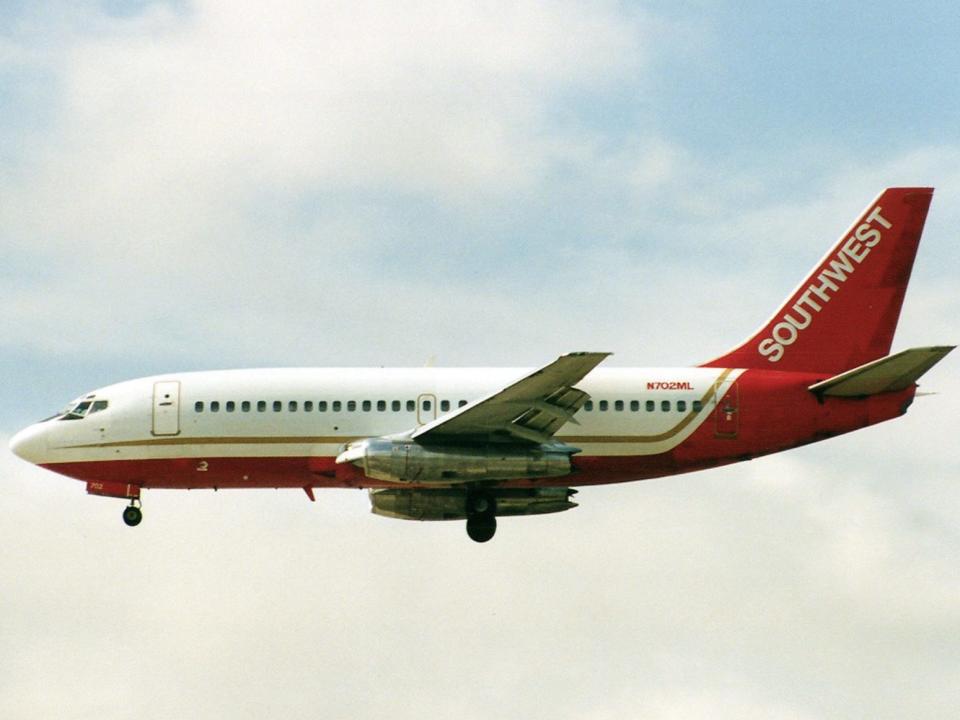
[808,346,954,397]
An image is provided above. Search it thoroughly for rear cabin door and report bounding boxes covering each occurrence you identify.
[153,381,181,436]
[714,380,739,438]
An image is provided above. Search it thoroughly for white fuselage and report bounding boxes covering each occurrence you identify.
[20,366,740,469]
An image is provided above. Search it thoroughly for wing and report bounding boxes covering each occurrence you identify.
[411,352,610,445]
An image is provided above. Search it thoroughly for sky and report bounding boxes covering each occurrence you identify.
[1,1,959,717]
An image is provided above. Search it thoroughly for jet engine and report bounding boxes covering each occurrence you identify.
[336,438,576,484]
[369,486,578,521]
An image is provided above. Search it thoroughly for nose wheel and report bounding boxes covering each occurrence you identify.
[122,501,142,527]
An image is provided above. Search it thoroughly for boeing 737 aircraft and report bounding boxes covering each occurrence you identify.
[9,187,953,541]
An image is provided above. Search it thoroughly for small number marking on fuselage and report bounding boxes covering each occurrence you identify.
[646,381,694,390]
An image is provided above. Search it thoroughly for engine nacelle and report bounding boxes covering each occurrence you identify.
[369,487,578,521]
[336,438,575,484]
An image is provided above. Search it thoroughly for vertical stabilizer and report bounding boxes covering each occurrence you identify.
[702,188,933,374]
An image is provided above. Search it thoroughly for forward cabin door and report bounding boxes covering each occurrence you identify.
[152,381,181,436]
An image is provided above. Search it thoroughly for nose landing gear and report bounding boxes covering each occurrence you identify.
[85,481,143,527]
[122,500,143,527]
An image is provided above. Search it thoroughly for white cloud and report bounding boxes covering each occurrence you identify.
[0,0,663,366]
[16,0,648,213]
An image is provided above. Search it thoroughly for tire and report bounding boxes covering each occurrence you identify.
[466,516,496,543]
[122,505,142,527]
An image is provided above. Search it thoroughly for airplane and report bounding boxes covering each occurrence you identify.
[8,187,953,542]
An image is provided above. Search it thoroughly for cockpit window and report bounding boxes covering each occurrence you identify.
[57,399,107,421]
[59,400,93,420]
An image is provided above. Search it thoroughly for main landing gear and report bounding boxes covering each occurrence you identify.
[465,490,497,543]
[122,499,143,527]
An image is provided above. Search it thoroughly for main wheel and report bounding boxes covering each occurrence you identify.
[122,505,142,527]
[466,515,497,543]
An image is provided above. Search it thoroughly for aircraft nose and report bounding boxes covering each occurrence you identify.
[9,424,48,464]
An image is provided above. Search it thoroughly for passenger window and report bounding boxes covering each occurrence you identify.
[599,400,608,411]
[226,401,236,412]
[319,401,327,412]
[333,401,342,412]
[304,401,313,412]
[377,400,386,411]
[391,400,401,411]
[362,400,371,412]
[347,401,356,411]
[458,400,467,407]
[661,400,671,412]
[693,400,703,412]
[584,401,593,411]
[630,400,639,411]
[273,401,282,412]
[646,400,655,412]
[441,400,450,412]
[677,400,687,412]
[257,401,266,412]
[195,401,204,413]
[423,400,432,411]
[211,401,220,412]
[289,401,298,412]
[241,401,251,412]
[614,400,624,411]
[406,400,415,412]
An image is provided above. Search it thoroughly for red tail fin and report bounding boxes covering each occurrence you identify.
[701,187,934,374]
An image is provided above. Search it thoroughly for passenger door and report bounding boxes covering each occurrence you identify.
[153,381,181,436]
